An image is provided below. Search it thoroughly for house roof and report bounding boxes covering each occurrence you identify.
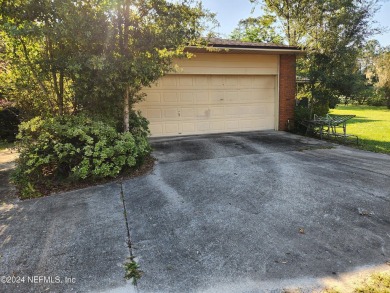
[186,38,303,55]
[206,38,299,50]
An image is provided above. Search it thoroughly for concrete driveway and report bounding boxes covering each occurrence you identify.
[1,131,389,293]
[123,131,390,292]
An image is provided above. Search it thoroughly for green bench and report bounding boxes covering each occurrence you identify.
[302,114,358,144]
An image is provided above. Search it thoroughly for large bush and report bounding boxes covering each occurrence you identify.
[12,115,151,198]
[367,91,387,106]
[367,96,387,106]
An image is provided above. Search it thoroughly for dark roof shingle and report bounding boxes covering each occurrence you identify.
[205,37,299,50]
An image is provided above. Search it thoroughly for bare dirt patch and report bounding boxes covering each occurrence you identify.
[0,148,19,203]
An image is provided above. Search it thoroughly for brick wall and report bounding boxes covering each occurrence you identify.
[279,55,296,131]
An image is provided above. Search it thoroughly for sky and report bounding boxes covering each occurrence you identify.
[200,0,390,47]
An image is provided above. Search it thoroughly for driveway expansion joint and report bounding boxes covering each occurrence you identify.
[120,181,139,291]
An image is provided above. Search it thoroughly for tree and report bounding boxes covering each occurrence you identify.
[249,0,311,46]
[374,49,390,108]
[248,0,380,114]
[80,0,214,132]
[230,15,283,44]
[0,0,108,118]
[0,0,215,131]
[360,39,381,84]
[306,0,379,110]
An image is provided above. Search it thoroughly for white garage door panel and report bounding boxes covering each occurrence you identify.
[136,75,276,137]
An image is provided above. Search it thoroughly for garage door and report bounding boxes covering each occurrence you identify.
[136,75,276,137]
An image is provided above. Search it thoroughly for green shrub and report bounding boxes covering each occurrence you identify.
[312,102,330,117]
[12,115,151,199]
[328,96,340,109]
[129,111,150,138]
[367,96,387,106]
[128,111,151,165]
[293,106,311,133]
[293,101,330,133]
[366,89,389,107]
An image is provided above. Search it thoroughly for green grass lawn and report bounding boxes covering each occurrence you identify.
[329,105,390,154]
[322,271,390,293]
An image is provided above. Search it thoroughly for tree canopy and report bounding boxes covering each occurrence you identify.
[0,0,215,130]
[236,0,381,114]
[230,15,283,44]
[374,48,390,108]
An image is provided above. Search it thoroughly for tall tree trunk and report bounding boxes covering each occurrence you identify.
[59,70,64,115]
[285,0,292,46]
[19,38,55,114]
[123,0,130,53]
[287,20,291,45]
[122,0,131,132]
[124,86,130,132]
[47,36,64,115]
[117,1,124,53]
[51,69,63,115]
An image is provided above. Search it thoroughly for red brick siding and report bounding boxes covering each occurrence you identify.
[279,55,296,131]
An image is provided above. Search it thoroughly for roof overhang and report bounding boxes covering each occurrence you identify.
[185,46,305,55]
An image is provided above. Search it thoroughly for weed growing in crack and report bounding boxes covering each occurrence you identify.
[124,256,143,285]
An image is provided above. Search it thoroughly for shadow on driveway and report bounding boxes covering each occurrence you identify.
[1,132,389,293]
[0,183,134,293]
[123,131,390,292]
